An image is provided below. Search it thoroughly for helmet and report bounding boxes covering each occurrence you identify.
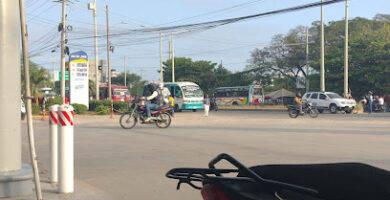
[296,93,302,98]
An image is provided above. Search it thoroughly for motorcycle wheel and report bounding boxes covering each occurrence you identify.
[309,109,319,118]
[155,113,171,128]
[288,109,298,118]
[119,113,137,129]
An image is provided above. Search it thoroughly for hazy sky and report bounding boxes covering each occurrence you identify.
[26,0,390,81]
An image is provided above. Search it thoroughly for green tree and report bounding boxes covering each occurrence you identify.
[21,61,53,98]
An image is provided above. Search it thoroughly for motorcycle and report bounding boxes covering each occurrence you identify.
[119,98,173,129]
[210,102,218,111]
[288,102,318,118]
[166,153,390,200]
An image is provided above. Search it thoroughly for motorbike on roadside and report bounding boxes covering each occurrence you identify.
[288,102,318,118]
[119,98,174,129]
[166,153,390,200]
[210,102,218,111]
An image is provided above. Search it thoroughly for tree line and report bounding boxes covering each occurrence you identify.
[25,14,390,98]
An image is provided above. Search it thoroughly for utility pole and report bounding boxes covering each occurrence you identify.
[52,54,55,83]
[305,27,310,93]
[105,5,112,100]
[19,0,43,199]
[124,56,126,87]
[88,0,99,100]
[160,31,163,83]
[60,0,67,103]
[0,0,33,197]
[344,0,349,97]
[320,0,325,92]
[171,33,175,82]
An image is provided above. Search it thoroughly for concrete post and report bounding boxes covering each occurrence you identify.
[0,0,33,197]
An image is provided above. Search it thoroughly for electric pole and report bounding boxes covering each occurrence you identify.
[171,33,175,83]
[124,56,126,87]
[160,31,163,83]
[105,5,112,100]
[19,0,43,198]
[88,0,99,100]
[320,0,325,92]
[344,0,349,96]
[60,0,67,102]
[0,0,33,197]
[306,27,310,93]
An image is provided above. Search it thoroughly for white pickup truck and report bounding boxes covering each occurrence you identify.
[302,92,356,114]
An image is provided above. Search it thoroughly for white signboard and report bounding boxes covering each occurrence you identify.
[70,62,89,108]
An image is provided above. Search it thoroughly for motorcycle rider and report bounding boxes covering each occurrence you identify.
[143,83,170,122]
[294,93,303,114]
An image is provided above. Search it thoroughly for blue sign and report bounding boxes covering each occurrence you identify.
[68,51,88,62]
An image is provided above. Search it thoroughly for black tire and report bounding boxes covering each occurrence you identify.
[214,105,218,112]
[192,109,197,112]
[345,109,352,114]
[318,109,324,114]
[119,113,136,129]
[329,104,338,114]
[288,109,299,118]
[232,102,238,106]
[155,113,171,128]
[309,109,319,118]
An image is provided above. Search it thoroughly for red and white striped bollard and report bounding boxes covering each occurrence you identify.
[49,105,59,183]
[58,104,74,193]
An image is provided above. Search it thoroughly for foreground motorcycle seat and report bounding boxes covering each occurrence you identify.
[248,162,390,200]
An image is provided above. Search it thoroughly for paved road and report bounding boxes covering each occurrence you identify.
[20,111,390,200]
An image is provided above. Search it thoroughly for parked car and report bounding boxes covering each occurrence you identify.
[303,92,356,114]
[21,99,26,120]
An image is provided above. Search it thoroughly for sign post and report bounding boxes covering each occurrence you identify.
[69,51,89,108]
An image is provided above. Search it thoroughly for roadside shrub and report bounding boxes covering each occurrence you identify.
[89,100,102,111]
[46,96,63,108]
[71,103,88,114]
[94,104,110,115]
[113,101,129,113]
[32,104,41,115]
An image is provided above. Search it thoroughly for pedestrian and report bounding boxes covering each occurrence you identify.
[204,94,210,117]
[367,91,373,113]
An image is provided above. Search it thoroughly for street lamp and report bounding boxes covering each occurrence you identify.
[88,0,100,100]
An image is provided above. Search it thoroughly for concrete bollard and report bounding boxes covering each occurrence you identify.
[49,105,59,183]
[58,105,74,193]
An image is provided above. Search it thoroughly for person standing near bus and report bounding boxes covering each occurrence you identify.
[204,94,210,117]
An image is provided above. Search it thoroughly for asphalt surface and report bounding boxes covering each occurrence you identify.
[17,110,390,200]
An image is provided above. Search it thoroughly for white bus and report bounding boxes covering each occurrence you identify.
[213,85,264,106]
[164,82,204,112]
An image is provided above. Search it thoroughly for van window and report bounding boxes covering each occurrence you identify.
[305,93,311,98]
[311,93,318,99]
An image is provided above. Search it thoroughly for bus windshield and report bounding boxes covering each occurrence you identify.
[182,85,203,97]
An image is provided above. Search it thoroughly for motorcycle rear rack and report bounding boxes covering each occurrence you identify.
[166,153,318,196]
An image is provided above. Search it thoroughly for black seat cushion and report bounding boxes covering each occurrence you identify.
[248,163,390,200]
